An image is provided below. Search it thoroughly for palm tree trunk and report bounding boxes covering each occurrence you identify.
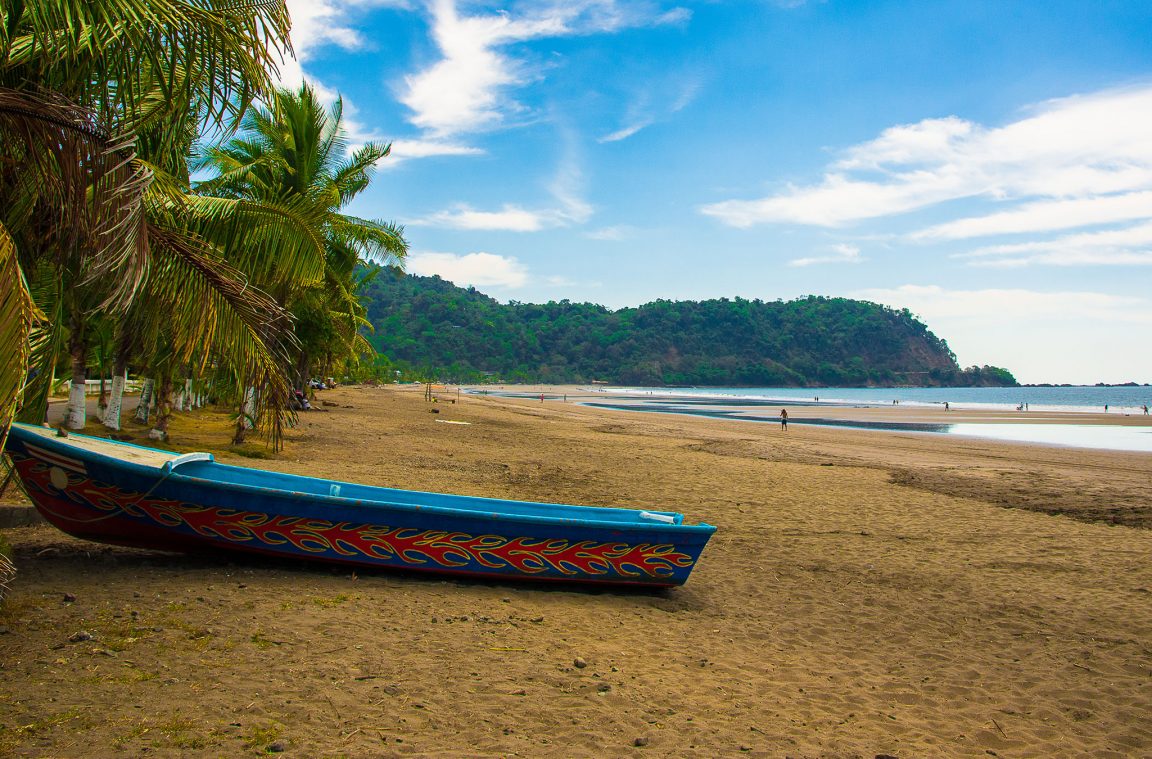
[149,374,173,441]
[65,362,87,429]
[64,314,88,429]
[178,364,199,411]
[243,386,257,429]
[296,350,311,394]
[233,386,257,444]
[103,326,133,431]
[234,386,255,444]
[97,375,107,422]
[134,378,154,424]
[103,358,130,432]
[102,371,126,431]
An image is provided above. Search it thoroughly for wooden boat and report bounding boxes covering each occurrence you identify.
[3,423,716,586]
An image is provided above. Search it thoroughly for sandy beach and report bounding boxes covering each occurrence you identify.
[2,384,1150,757]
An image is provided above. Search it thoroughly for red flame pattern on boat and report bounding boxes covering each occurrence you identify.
[19,460,696,579]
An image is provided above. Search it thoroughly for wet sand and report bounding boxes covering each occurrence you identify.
[2,384,1150,756]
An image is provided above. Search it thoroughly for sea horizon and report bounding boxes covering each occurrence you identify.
[596,384,1152,416]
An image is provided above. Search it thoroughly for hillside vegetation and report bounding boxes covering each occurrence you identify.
[360,269,1017,387]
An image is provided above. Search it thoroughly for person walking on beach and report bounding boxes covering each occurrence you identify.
[780,408,788,431]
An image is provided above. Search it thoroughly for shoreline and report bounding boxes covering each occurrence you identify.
[2,384,1150,755]
[465,385,1152,453]
[471,383,1152,418]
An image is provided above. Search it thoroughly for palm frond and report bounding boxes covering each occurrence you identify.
[3,0,291,132]
[144,223,297,448]
[14,259,64,424]
[331,141,390,204]
[168,194,328,288]
[328,214,408,266]
[0,86,151,311]
[0,222,33,443]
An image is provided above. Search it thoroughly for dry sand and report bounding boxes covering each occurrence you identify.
[1,384,1150,757]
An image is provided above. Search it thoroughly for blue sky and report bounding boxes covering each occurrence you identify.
[280,0,1152,385]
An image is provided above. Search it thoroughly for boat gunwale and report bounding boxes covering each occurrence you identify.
[8,424,717,536]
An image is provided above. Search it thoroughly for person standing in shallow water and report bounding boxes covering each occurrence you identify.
[780,408,788,430]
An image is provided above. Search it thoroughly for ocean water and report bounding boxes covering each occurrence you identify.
[944,423,1152,453]
[604,385,1152,415]
[579,401,1152,453]
[576,385,1152,453]
[474,386,1152,451]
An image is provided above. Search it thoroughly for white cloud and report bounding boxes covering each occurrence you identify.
[789,243,864,267]
[413,204,547,232]
[385,139,485,162]
[285,0,370,57]
[701,85,1152,232]
[279,0,690,170]
[701,171,971,227]
[412,144,593,231]
[598,76,701,143]
[959,220,1152,267]
[407,251,529,288]
[600,122,651,143]
[547,143,594,224]
[913,191,1152,241]
[399,0,541,137]
[857,284,1151,322]
[853,284,1152,384]
[411,192,591,232]
[275,1,418,153]
[280,1,409,86]
[400,0,690,138]
[585,225,635,240]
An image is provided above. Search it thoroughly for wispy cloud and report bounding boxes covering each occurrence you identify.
[278,1,415,152]
[700,85,1152,233]
[407,251,529,288]
[412,204,548,232]
[412,135,593,231]
[789,243,864,267]
[959,220,1152,267]
[911,191,1152,241]
[598,75,701,143]
[401,0,691,139]
[285,0,374,56]
[281,0,691,170]
[585,225,636,241]
[411,192,591,232]
[280,0,409,87]
[386,138,485,163]
[857,284,1152,322]
[600,122,652,143]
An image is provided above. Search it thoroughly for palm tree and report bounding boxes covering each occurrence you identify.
[197,83,408,394]
[0,0,307,448]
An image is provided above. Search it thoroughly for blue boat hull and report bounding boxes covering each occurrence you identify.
[4,424,716,586]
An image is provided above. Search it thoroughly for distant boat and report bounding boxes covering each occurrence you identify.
[4,424,716,586]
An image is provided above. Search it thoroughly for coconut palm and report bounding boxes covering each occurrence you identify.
[0,0,309,448]
[196,83,408,392]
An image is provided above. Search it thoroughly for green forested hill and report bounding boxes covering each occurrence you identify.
[358,268,1017,387]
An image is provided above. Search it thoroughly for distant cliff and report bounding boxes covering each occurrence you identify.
[359,269,1017,387]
